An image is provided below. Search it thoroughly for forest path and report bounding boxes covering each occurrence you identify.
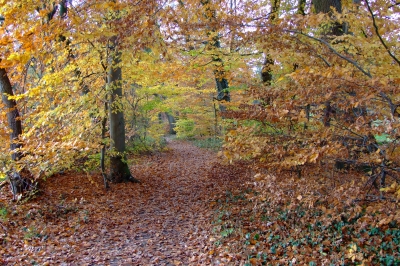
[1,138,248,265]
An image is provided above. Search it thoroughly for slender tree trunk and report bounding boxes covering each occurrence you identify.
[0,68,23,161]
[166,113,176,134]
[101,99,109,188]
[313,0,342,126]
[261,56,274,85]
[201,0,230,110]
[107,37,138,183]
[211,35,230,104]
[0,66,26,200]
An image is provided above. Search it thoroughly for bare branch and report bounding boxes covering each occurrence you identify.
[379,92,399,117]
[292,36,332,67]
[365,0,400,67]
[287,30,372,78]
[388,1,400,8]
[87,39,107,71]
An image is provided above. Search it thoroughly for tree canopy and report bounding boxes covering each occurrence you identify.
[0,0,399,264]
[0,0,399,198]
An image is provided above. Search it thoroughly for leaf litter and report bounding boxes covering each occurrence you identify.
[1,139,398,265]
[0,139,250,265]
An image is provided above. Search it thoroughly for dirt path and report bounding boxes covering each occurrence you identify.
[1,139,247,265]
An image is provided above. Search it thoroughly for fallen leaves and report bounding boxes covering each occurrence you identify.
[0,139,237,265]
[1,139,399,265]
[208,163,400,265]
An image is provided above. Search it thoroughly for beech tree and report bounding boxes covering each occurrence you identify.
[221,0,399,189]
[0,1,152,185]
[201,0,231,104]
[1,0,399,200]
[261,0,280,86]
[107,35,137,183]
[0,67,22,161]
[0,14,22,163]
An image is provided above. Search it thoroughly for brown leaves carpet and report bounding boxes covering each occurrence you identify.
[0,139,248,265]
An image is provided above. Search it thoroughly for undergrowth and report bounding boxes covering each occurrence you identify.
[127,135,168,154]
[209,166,399,265]
[190,137,223,152]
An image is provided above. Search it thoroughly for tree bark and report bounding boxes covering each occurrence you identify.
[166,113,176,134]
[0,67,23,161]
[313,0,343,126]
[313,0,343,36]
[107,37,138,183]
[261,56,274,85]
[313,0,341,13]
[158,112,176,134]
[101,99,109,189]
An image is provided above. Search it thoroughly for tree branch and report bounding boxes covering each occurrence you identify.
[379,92,399,118]
[388,2,400,8]
[287,30,372,78]
[365,0,400,67]
[292,36,331,67]
[87,40,107,71]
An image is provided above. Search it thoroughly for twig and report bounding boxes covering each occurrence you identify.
[0,221,8,232]
[388,2,400,8]
[365,0,400,67]
[0,180,8,189]
[354,195,397,202]
[87,39,107,71]
[379,92,399,117]
[287,30,372,78]
[292,36,331,67]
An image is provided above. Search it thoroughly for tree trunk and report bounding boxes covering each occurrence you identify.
[107,37,138,183]
[0,67,26,200]
[201,0,230,110]
[313,0,342,126]
[158,112,176,134]
[313,0,343,36]
[211,34,230,106]
[0,67,23,161]
[297,0,307,15]
[261,56,274,85]
[261,0,281,85]
[101,99,109,189]
[165,113,176,134]
[313,0,341,13]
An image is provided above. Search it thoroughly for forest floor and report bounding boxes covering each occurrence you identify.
[0,138,251,265]
[0,138,399,265]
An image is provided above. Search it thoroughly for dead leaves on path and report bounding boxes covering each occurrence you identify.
[0,140,245,265]
[2,139,397,265]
